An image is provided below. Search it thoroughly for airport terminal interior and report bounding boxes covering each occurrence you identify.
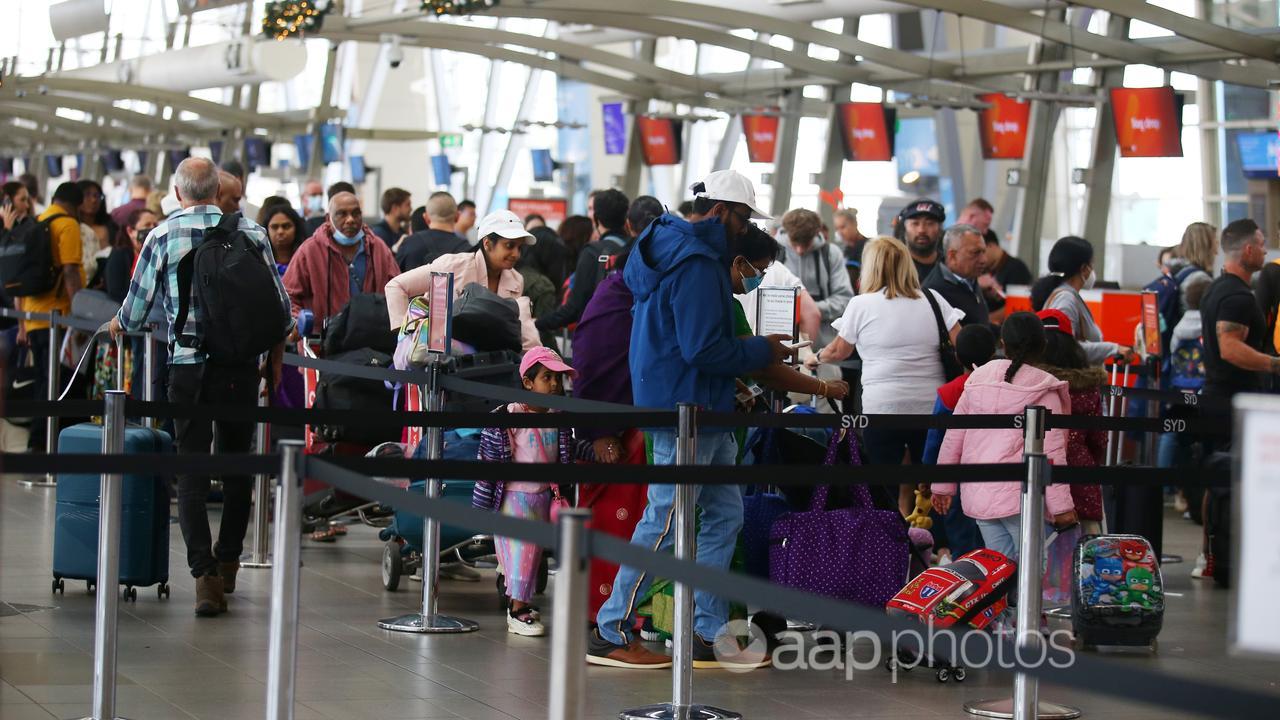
[4,1,1280,719]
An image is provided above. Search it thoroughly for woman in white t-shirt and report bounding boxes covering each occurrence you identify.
[810,236,964,466]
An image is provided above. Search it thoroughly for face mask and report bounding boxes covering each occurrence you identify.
[306,195,324,214]
[333,228,364,247]
[739,260,764,294]
[1082,267,1096,290]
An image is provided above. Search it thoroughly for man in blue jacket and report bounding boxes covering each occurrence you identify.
[588,170,793,670]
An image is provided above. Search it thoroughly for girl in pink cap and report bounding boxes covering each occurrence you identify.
[473,346,579,636]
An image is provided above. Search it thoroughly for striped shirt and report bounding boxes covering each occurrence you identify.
[115,205,292,365]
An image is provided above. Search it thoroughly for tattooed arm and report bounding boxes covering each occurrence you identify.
[1216,321,1280,374]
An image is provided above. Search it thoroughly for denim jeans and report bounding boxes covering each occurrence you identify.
[595,431,742,646]
[976,516,1055,565]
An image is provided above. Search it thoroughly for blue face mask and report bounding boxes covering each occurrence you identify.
[333,228,364,247]
[306,195,324,214]
[739,259,764,294]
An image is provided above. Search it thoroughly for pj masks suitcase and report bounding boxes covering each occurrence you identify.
[1071,534,1163,650]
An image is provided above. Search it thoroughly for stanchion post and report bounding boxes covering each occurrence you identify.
[114,333,126,392]
[142,328,155,429]
[548,509,591,720]
[266,441,304,720]
[22,310,61,488]
[79,390,127,720]
[378,359,478,634]
[621,404,739,720]
[964,407,1080,720]
[243,387,273,569]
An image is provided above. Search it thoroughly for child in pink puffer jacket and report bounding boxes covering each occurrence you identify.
[931,313,1079,562]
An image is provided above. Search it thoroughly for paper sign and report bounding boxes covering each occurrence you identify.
[1230,394,1280,659]
[755,286,799,340]
[427,272,453,355]
[1140,291,1162,358]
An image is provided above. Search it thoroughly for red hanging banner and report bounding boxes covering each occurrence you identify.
[1111,87,1184,158]
[977,94,1032,160]
[741,113,781,163]
[635,116,683,166]
[836,103,894,162]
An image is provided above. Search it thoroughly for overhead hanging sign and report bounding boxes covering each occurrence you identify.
[837,103,895,162]
[635,116,683,166]
[741,112,781,164]
[1111,87,1183,158]
[978,94,1032,160]
[602,102,627,155]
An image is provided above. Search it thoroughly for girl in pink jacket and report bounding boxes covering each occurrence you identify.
[931,313,1078,562]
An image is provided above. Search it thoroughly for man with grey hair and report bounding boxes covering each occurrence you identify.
[110,173,154,227]
[922,223,990,327]
[110,156,293,618]
[832,207,869,290]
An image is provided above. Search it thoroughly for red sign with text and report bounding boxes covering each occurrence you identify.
[837,103,894,162]
[741,113,780,163]
[1141,291,1162,357]
[1111,87,1183,158]
[978,94,1031,160]
[508,198,568,228]
[636,116,682,166]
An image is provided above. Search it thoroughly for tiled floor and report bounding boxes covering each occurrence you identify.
[1,475,1275,719]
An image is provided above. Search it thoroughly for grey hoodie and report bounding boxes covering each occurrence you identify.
[777,234,854,347]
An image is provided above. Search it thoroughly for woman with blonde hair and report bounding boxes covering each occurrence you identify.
[810,236,963,466]
[1175,221,1218,313]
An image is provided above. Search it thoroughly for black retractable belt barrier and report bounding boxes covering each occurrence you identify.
[301,455,1274,720]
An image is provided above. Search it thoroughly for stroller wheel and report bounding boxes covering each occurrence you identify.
[382,542,403,592]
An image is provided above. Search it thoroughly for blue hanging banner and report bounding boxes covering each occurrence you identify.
[602,102,627,156]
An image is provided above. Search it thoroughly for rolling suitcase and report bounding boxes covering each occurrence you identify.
[53,422,172,600]
[1071,534,1163,649]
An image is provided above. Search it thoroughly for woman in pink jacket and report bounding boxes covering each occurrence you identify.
[385,209,541,351]
[931,312,1078,562]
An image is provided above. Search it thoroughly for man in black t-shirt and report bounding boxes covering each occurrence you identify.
[395,191,471,272]
[1201,218,1280,399]
[536,188,630,334]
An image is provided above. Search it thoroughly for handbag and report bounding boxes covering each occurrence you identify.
[922,289,965,381]
[394,296,433,369]
[452,282,521,353]
[550,485,571,524]
[768,431,910,607]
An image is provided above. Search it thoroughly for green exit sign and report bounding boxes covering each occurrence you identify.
[439,133,463,148]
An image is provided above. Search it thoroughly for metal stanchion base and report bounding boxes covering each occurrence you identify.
[377,613,478,633]
[963,698,1081,719]
[75,716,130,720]
[18,476,57,488]
[1160,554,1183,565]
[1044,606,1072,620]
[240,555,273,569]
[619,703,742,720]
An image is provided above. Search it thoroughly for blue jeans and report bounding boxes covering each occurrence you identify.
[595,431,743,646]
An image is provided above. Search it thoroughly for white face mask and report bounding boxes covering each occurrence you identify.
[1081,267,1096,290]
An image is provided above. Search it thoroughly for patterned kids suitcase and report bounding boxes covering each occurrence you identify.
[1071,534,1164,649]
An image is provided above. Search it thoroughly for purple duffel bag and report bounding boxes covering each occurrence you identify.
[768,431,910,608]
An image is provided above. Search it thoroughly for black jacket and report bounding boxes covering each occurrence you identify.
[923,263,990,328]
[535,231,627,332]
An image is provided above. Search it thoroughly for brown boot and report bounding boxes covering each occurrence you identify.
[194,574,225,617]
[219,560,240,594]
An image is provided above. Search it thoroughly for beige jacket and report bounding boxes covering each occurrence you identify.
[385,248,540,352]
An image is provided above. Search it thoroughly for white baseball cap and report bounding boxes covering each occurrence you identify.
[695,169,771,220]
[477,209,536,244]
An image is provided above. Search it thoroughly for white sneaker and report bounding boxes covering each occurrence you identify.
[1191,553,1213,579]
[508,607,545,636]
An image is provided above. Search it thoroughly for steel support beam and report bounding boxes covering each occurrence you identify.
[485,24,558,215]
[1011,17,1067,274]
[1068,0,1279,61]
[1080,14,1130,274]
[818,19,860,228]
[1196,0,1223,228]
[769,87,802,219]
[473,19,511,205]
[308,42,340,181]
[619,39,656,201]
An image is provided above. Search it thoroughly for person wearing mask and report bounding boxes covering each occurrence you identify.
[455,199,477,244]
[371,187,412,249]
[897,199,946,281]
[104,208,159,303]
[1031,236,1128,366]
[832,208,869,290]
[810,236,963,501]
[778,208,853,349]
[303,181,356,237]
[110,174,153,228]
[536,189,630,335]
[572,195,664,620]
[21,182,85,451]
[923,224,990,327]
[283,191,399,325]
[385,210,540,351]
[108,158,294,617]
[301,179,325,226]
[257,204,306,274]
[395,191,471,272]
[589,171,793,670]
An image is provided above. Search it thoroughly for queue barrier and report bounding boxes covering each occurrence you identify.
[10,407,1263,720]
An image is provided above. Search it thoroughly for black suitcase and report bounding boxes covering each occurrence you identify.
[1071,534,1163,649]
[446,350,521,413]
[313,347,402,445]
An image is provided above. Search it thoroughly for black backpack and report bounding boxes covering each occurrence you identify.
[313,347,401,444]
[452,282,522,353]
[0,214,68,297]
[174,212,290,364]
[322,293,397,356]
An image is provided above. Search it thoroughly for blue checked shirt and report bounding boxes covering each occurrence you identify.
[115,205,293,365]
